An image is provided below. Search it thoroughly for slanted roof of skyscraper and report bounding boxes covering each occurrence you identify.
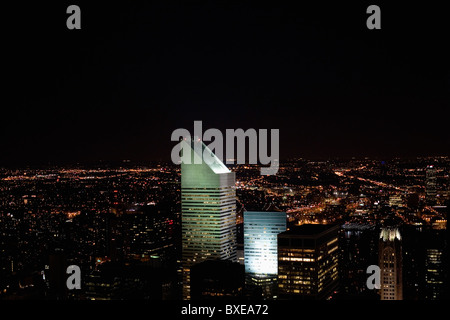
[186,138,230,174]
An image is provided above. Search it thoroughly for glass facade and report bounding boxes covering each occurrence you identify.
[277,224,339,300]
[244,211,286,277]
[181,139,237,300]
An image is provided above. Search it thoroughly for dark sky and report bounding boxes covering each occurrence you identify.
[3,1,449,165]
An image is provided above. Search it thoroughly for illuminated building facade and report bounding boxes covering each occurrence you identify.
[379,227,403,300]
[181,139,237,300]
[425,165,437,205]
[277,224,339,300]
[425,248,444,299]
[423,229,446,300]
[244,210,286,299]
[244,211,286,276]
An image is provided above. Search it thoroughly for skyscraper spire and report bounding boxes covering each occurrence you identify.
[379,227,403,300]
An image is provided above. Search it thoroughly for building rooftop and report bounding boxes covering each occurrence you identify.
[183,138,230,174]
[279,224,339,238]
[380,227,402,241]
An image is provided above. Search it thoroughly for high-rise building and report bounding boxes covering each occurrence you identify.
[277,224,339,300]
[244,211,286,276]
[379,227,403,300]
[47,248,68,299]
[339,224,379,298]
[181,139,237,300]
[244,210,286,299]
[426,165,437,206]
[402,225,423,300]
[425,248,444,299]
[424,229,446,300]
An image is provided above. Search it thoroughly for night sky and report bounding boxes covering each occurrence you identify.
[3,1,449,165]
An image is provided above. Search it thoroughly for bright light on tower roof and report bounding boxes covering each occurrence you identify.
[380,227,401,241]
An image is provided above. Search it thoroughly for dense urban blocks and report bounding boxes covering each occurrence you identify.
[0,157,448,300]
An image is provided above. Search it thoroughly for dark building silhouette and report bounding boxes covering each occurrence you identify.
[338,224,379,299]
[402,225,423,300]
[190,260,244,300]
[423,229,447,300]
[47,248,68,299]
[85,261,178,300]
[403,225,448,300]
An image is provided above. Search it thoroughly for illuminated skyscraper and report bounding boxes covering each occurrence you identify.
[425,248,444,299]
[244,210,286,299]
[379,227,403,300]
[181,139,236,300]
[425,165,437,205]
[277,224,339,300]
[424,229,446,300]
[244,211,286,276]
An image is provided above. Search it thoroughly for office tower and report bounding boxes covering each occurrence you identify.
[47,248,68,299]
[424,229,446,300]
[425,248,444,299]
[339,224,379,298]
[401,225,423,300]
[181,139,237,300]
[426,165,437,205]
[244,211,286,276]
[379,227,403,300]
[277,224,339,300]
[244,210,286,299]
[190,260,244,300]
[85,261,176,300]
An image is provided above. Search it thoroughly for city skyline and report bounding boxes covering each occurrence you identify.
[1,155,448,301]
[1,1,449,312]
